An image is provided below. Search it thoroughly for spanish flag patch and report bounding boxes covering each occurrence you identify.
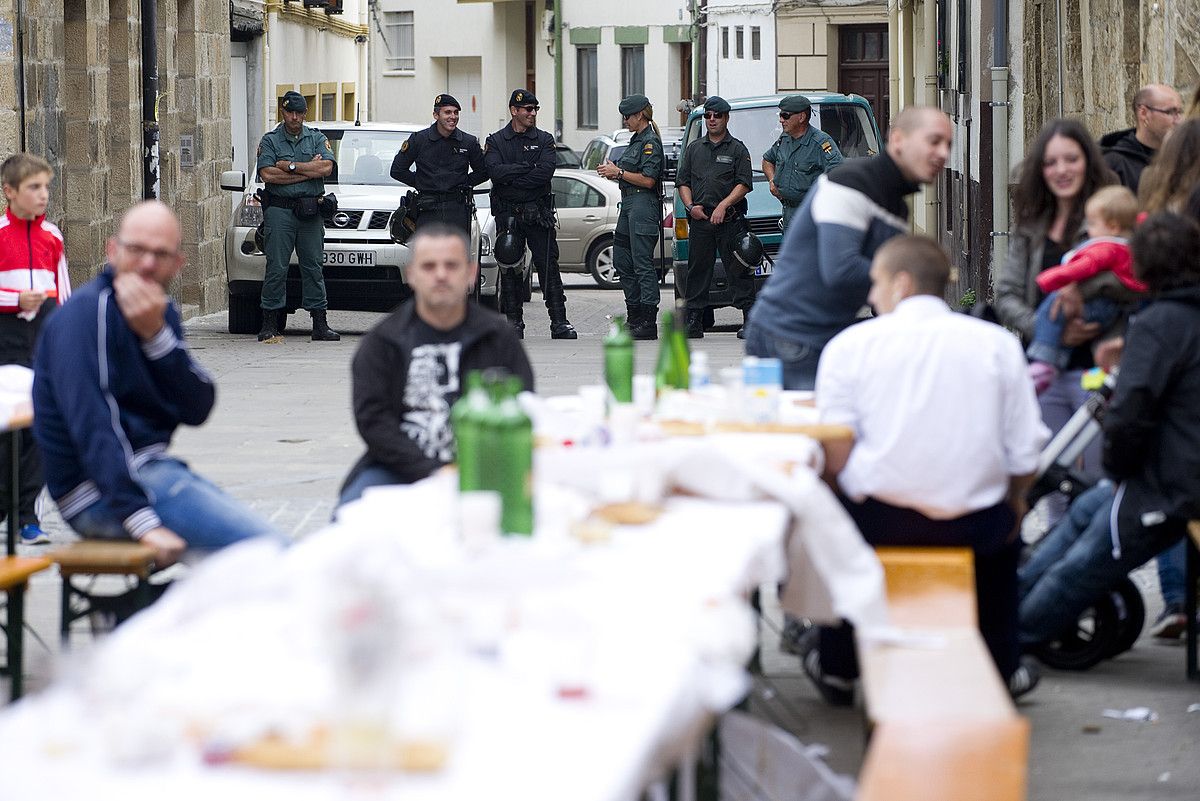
[643,143,654,155]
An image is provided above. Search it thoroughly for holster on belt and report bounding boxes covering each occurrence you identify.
[496,195,554,229]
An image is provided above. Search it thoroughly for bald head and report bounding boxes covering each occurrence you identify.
[1133,84,1183,149]
[868,235,951,313]
[108,200,185,287]
[886,106,952,184]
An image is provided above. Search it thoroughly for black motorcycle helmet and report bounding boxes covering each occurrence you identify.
[253,222,266,254]
[733,230,765,272]
[389,205,417,244]
[493,228,525,269]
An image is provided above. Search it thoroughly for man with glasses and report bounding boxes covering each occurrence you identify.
[1100,84,1183,193]
[484,89,577,340]
[763,95,843,231]
[32,201,279,567]
[676,96,754,338]
[390,93,487,234]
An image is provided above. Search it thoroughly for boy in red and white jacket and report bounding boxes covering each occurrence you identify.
[1,153,71,544]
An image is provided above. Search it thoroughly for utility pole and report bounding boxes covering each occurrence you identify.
[553,0,564,141]
[694,0,706,102]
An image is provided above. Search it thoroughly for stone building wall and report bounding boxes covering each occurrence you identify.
[1021,0,1198,145]
[1,0,231,312]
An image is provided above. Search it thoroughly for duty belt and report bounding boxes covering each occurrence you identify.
[263,194,322,210]
[620,186,654,197]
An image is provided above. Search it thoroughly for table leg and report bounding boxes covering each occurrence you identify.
[7,430,18,557]
[1187,538,1198,681]
[6,582,26,700]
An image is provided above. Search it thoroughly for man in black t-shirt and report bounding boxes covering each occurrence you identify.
[337,223,533,507]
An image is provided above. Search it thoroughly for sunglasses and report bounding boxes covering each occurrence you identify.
[703,112,726,120]
[517,105,540,112]
[779,111,795,120]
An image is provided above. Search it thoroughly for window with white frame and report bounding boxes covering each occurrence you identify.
[735,26,744,59]
[577,46,598,129]
[382,10,415,73]
[751,27,761,60]
[621,46,644,98]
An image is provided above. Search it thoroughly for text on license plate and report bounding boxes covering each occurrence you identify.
[323,251,375,266]
[754,260,773,278]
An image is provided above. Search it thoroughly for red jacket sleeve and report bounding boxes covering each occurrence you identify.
[1035,241,1145,293]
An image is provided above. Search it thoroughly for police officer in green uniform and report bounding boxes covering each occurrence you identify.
[597,94,664,341]
[762,95,843,230]
[676,96,753,339]
[255,91,340,342]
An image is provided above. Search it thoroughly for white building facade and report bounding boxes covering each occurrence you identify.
[704,1,776,100]
[231,0,370,178]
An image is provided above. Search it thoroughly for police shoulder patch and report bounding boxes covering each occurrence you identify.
[821,140,833,153]
[643,143,654,155]
[401,140,409,153]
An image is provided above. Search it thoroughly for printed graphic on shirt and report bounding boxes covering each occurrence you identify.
[401,342,462,462]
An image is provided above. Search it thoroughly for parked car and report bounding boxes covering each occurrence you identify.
[219,121,483,335]
[553,143,582,169]
[672,94,882,313]
[580,127,685,187]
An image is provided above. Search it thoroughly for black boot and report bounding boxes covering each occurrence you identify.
[685,308,705,339]
[630,304,658,341]
[257,308,281,342]
[310,309,341,342]
[549,307,577,340]
[737,307,750,340]
[507,313,525,340]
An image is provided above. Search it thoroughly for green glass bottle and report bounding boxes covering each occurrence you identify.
[603,314,635,404]
[450,370,490,492]
[655,309,690,393]
[494,376,534,536]
[476,369,507,495]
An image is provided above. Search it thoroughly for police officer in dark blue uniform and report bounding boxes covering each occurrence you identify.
[390,94,487,234]
[484,89,577,340]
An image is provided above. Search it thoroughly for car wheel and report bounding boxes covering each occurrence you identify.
[587,237,620,290]
[228,292,261,335]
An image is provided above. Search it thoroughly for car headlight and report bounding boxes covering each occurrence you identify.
[236,194,263,228]
[480,233,493,257]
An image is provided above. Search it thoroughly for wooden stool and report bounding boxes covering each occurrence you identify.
[50,541,157,643]
[1186,521,1200,681]
[0,555,53,700]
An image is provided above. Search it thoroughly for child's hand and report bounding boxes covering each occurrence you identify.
[17,291,46,312]
[1094,337,1125,372]
[1050,282,1084,321]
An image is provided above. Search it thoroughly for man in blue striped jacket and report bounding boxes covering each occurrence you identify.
[744,106,952,390]
[33,201,277,567]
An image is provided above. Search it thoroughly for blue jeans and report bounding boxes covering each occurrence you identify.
[1157,540,1187,608]
[68,457,280,550]
[1018,482,1183,645]
[743,319,822,391]
[1027,293,1120,369]
[337,462,407,509]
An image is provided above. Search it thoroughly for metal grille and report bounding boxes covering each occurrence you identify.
[367,211,392,230]
[747,217,783,236]
[324,210,364,230]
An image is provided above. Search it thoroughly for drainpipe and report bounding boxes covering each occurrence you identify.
[141,0,159,199]
[553,0,562,141]
[990,0,1011,291]
[15,0,27,151]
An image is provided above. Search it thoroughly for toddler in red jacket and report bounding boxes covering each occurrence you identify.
[0,153,71,544]
[1027,186,1142,394]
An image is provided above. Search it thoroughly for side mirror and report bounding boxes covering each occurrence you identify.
[220,170,246,192]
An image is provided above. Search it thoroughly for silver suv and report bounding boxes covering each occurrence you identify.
[219,121,486,334]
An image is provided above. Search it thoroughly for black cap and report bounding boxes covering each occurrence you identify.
[779,95,812,114]
[433,94,461,110]
[618,94,650,116]
[703,96,731,114]
[509,89,539,107]
[281,91,307,113]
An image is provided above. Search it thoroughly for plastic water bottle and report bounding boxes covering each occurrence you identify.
[743,356,782,423]
[689,350,711,388]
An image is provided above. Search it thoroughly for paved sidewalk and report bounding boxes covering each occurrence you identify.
[7,276,1200,799]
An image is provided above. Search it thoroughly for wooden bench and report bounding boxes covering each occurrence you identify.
[1186,521,1200,680]
[856,546,1028,801]
[0,555,53,700]
[49,541,157,643]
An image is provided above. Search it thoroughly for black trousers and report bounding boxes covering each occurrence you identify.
[499,220,568,320]
[0,428,42,528]
[682,217,755,311]
[416,196,471,235]
[819,496,1021,682]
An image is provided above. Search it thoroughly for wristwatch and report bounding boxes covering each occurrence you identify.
[288,162,297,172]
[618,169,625,181]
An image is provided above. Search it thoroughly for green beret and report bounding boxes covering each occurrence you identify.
[703,96,731,114]
[779,95,811,114]
[281,91,308,113]
[618,94,650,117]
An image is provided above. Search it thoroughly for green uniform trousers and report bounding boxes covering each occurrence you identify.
[262,205,328,311]
[613,192,661,307]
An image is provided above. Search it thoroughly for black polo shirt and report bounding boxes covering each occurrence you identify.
[676,134,753,211]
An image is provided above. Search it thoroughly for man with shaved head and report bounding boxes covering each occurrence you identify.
[33,201,278,566]
[745,106,952,390]
[1100,83,1184,193]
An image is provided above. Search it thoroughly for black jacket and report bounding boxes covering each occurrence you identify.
[344,300,534,488]
[484,123,556,204]
[1099,129,1154,194]
[1103,285,1200,521]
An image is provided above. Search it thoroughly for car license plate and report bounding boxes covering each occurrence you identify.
[323,251,375,266]
[754,260,773,278]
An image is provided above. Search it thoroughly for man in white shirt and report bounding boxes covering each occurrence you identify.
[802,235,1049,706]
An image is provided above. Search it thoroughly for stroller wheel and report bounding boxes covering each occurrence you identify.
[1105,576,1146,657]
[1032,592,1121,671]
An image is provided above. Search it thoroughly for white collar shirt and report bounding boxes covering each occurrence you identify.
[816,295,1049,520]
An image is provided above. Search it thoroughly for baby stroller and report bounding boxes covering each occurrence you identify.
[1023,368,1146,670]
